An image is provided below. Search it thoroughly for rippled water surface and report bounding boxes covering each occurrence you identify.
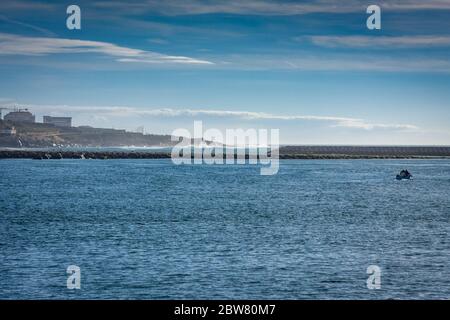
[0,159,449,299]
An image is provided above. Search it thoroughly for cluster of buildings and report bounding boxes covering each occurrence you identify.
[42,116,72,127]
[1,109,72,126]
[0,108,72,136]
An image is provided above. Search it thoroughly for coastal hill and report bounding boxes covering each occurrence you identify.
[0,119,176,148]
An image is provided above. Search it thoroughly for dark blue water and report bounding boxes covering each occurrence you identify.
[0,159,449,299]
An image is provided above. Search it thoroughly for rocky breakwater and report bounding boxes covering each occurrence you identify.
[0,150,172,160]
[1,149,449,160]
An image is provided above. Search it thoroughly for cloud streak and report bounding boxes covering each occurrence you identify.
[91,0,450,16]
[0,15,55,36]
[0,0,54,11]
[1,33,449,72]
[7,103,418,131]
[0,33,213,65]
[3,0,450,16]
[305,35,450,48]
[217,54,450,73]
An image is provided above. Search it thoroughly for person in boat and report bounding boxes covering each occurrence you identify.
[398,169,411,178]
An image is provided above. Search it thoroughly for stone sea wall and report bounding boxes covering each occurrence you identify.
[0,149,449,160]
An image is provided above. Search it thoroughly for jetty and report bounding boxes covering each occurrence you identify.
[1,146,450,160]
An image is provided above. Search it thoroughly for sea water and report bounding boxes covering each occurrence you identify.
[0,159,449,299]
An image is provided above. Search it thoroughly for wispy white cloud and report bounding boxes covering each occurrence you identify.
[117,57,213,65]
[1,33,449,72]
[381,0,450,11]
[332,120,418,130]
[0,0,54,11]
[3,0,450,16]
[304,35,450,48]
[0,33,213,65]
[91,0,450,16]
[6,103,418,131]
[0,15,55,36]
[217,54,450,73]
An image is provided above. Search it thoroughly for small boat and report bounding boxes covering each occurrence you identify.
[396,169,412,180]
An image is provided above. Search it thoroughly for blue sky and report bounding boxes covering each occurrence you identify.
[0,0,449,144]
